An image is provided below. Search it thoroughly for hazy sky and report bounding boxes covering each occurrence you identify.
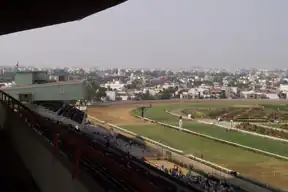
[0,0,287,69]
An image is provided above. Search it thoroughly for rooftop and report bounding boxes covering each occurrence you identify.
[1,80,85,90]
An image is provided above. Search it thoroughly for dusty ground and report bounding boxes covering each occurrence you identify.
[88,102,288,189]
[88,100,196,124]
[88,105,146,125]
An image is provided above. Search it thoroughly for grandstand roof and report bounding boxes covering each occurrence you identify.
[0,0,127,36]
[1,80,85,90]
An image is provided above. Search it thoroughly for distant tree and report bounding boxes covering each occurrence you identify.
[126,79,143,89]
[202,80,214,86]
[236,82,250,89]
[137,90,156,100]
[86,82,98,100]
[96,87,107,100]
[86,81,107,101]
[107,85,112,91]
[157,88,172,100]
[219,90,227,99]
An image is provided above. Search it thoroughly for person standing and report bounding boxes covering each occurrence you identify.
[178,116,183,131]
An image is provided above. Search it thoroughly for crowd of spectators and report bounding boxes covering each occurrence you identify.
[158,165,237,192]
[57,104,85,124]
[98,130,240,192]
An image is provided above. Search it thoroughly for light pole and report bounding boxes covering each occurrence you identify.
[139,104,152,118]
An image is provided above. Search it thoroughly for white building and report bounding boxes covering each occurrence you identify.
[106,91,116,101]
[280,84,288,93]
[104,81,126,91]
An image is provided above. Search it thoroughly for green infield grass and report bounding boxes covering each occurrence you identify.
[120,123,288,188]
[134,105,288,157]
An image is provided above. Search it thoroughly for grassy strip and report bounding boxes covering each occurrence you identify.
[138,107,288,157]
[120,122,288,189]
[121,123,273,164]
[180,122,288,157]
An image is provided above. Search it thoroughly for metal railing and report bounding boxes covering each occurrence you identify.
[0,90,203,192]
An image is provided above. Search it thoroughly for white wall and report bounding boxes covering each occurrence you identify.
[280,84,288,92]
[106,91,116,101]
[7,111,104,192]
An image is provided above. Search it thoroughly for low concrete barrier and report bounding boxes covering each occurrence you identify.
[186,154,236,175]
[88,115,184,155]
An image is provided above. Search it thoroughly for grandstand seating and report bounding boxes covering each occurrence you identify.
[33,101,63,112]
[33,102,85,125]
[0,90,204,192]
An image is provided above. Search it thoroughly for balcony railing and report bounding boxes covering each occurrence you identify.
[0,90,202,192]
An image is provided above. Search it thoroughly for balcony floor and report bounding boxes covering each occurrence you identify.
[0,131,40,192]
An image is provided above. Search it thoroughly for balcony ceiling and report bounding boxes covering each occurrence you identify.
[0,0,127,36]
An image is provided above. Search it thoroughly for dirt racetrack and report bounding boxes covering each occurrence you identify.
[88,100,288,189]
[88,99,288,125]
[87,100,188,125]
[88,105,145,125]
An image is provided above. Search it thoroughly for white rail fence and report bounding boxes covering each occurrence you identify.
[88,115,183,154]
[166,109,288,144]
[89,113,286,192]
[131,112,288,161]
